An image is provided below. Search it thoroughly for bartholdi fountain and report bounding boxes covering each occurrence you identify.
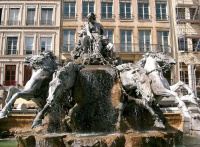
[0,13,199,146]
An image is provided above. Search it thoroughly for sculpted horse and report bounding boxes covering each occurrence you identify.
[138,52,198,118]
[0,51,58,118]
[116,63,166,128]
[31,62,80,128]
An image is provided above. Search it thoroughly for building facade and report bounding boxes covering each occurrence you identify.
[61,0,172,64]
[0,0,60,107]
[169,0,200,97]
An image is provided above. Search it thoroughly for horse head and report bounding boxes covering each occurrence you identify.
[24,51,58,71]
[47,62,80,106]
[142,51,176,71]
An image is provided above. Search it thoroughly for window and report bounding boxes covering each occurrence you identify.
[25,37,34,54]
[8,8,20,25]
[23,65,32,86]
[139,30,151,52]
[138,3,150,20]
[120,2,131,19]
[192,38,200,52]
[101,2,113,19]
[157,31,169,52]
[40,37,52,52]
[64,2,76,19]
[82,2,94,19]
[41,8,53,25]
[156,3,167,20]
[0,8,2,25]
[105,30,113,43]
[180,70,188,84]
[63,30,75,52]
[178,38,187,51]
[6,37,18,55]
[26,8,35,25]
[4,65,16,86]
[176,8,185,19]
[120,30,132,52]
[190,8,199,20]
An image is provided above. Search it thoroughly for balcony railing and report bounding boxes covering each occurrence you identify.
[138,14,152,20]
[26,20,35,25]
[24,50,34,55]
[5,50,18,55]
[113,44,171,53]
[178,43,200,52]
[3,80,16,86]
[40,20,54,25]
[62,45,75,53]
[156,14,169,21]
[119,13,133,20]
[63,13,77,19]
[101,13,115,19]
[0,21,3,25]
[62,44,171,54]
[82,13,89,19]
[7,20,20,25]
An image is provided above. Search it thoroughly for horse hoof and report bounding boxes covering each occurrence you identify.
[154,120,165,129]
[31,120,42,129]
[0,112,7,119]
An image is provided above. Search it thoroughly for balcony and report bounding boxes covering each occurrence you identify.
[40,20,54,25]
[119,13,133,20]
[62,45,75,53]
[176,0,199,7]
[178,43,200,52]
[138,14,152,21]
[5,50,18,55]
[24,50,34,55]
[26,20,35,25]
[101,13,115,20]
[3,80,16,86]
[82,13,89,19]
[63,13,77,19]
[7,20,20,25]
[114,44,171,53]
[156,14,169,21]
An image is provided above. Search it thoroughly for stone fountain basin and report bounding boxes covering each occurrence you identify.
[16,130,181,147]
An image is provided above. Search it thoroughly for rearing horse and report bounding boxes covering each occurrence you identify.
[141,52,198,118]
[0,51,58,119]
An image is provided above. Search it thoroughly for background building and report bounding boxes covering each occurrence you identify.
[169,0,200,97]
[61,0,172,64]
[0,0,60,108]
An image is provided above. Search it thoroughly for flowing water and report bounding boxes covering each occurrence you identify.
[1,135,200,146]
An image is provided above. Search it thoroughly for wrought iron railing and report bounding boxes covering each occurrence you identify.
[62,45,75,53]
[63,13,77,19]
[138,14,152,20]
[7,20,20,25]
[178,43,200,52]
[5,50,18,55]
[40,20,54,25]
[82,13,89,19]
[101,13,115,19]
[113,44,171,53]
[61,44,171,53]
[156,14,169,21]
[26,20,35,25]
[119,13,133,20]
[3,80,16,86]
[24,50,34,55]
